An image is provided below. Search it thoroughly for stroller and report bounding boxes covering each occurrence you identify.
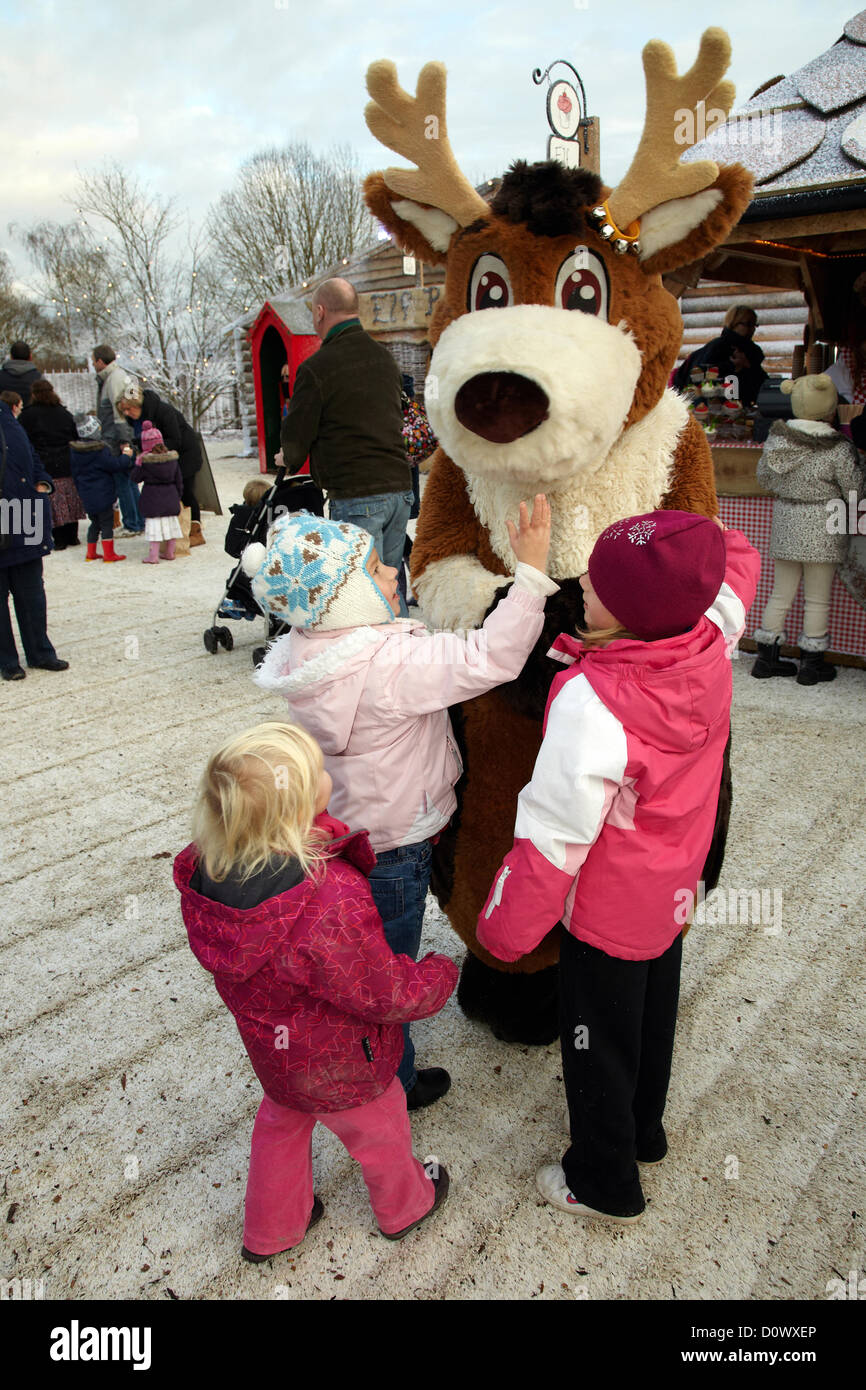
[202,468,324,665]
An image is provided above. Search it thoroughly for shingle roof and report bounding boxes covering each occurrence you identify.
[683,10,866,197]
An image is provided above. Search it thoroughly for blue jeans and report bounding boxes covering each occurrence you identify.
[328,490,413,617]
[367,838,434,1092]
[115,470,143,532]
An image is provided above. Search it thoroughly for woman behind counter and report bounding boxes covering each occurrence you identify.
[675,305,767,406]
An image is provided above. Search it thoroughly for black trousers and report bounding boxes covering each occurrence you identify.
[0,557,58,671]
[181,477,200,523]
[559,927,682,1215]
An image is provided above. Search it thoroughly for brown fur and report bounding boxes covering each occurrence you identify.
[366,52,753,1006]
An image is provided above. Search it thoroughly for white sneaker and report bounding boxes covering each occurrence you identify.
[536,1164,644,1223]
[117,527,143,538]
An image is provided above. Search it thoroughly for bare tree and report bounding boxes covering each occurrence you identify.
[75,164,179,368]
[67,163,234,428]
[130,233,236,428]
[207,142,377,310]
[0,250,73,364]
[9,220,116,361]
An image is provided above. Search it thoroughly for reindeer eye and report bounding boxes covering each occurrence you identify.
[468,254,512,312]
[555,248,609,321]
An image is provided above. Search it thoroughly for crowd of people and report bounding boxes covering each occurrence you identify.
[0,340,205,679]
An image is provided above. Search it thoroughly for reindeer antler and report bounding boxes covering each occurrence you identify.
[365,60,489,227]
[607,28,736,231]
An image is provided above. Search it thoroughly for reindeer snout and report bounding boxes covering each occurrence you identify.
[455,371,549,444]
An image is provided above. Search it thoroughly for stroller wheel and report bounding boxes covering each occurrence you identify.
[216,626,234,651]
[203,628,218,654]
[252,646,266,668]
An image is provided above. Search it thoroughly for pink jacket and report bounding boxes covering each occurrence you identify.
[175,814,458,1112]
[477,530,761,963]
[254,567,557,852]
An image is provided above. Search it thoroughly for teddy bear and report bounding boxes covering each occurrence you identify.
[752,373,865,685]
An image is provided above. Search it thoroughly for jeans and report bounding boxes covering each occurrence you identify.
[0,558,58,670]
[328,490,413,617]
[367,838,434,1092]
[115,470,143,532]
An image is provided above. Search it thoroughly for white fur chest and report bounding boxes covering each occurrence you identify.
[464,389,689,580]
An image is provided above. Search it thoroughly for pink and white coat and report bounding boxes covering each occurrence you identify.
[254,564,558,853]
[477,529,761,963]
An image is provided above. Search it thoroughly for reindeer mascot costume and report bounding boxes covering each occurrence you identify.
[363,29,753,1043]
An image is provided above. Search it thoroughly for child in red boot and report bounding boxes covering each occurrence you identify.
[131,422,183,563]
[175,721,457,1257]
[69,416,127,562]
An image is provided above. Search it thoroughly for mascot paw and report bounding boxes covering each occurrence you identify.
[457,952,559,1046]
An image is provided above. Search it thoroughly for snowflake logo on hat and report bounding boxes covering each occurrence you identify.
[601,522,625,542]
[627,519,656,545]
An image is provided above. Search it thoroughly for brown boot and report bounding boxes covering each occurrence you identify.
[189,521,206,547]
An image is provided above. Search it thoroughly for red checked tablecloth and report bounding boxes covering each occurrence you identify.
[718,494,866,658]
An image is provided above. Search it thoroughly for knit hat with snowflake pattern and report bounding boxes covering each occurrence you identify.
[587,510,725,641]
[241,511,396,630]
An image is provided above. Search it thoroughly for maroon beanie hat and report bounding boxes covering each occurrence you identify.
[587,510,725,641]
[140,420,165,454]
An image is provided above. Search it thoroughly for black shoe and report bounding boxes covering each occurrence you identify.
[751,639,797,679]
[381,1165,450,1240]
[406,1067,451,1111]
[636,1126,667,1165]
[796,648,836,685]
[2,666,26,681]
[240,1196,324,1262]
[28,659,69,672]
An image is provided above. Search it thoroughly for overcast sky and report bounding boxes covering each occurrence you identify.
[0,0,857,288]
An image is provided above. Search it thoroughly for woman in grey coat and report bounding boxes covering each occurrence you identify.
[753,373,864,685]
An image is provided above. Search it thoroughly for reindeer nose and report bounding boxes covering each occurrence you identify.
[455,371,549,444]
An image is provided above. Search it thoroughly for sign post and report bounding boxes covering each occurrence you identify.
[532,61,599,174]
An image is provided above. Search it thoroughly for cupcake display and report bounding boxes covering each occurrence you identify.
[683,365,748,437]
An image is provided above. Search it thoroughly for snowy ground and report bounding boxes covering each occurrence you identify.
[1,438,864,1302]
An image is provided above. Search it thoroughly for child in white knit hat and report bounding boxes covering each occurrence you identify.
[244,500,556,1111]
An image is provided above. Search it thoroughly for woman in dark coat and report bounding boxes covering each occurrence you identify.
[675,305,767,406]
[116,383,204,536]
[0,398,68,678]
[19,379,85,548]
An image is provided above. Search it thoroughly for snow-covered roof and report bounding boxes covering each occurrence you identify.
[683,9,866,199]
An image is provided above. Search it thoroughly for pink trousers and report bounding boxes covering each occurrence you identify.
[242,1077,435,1254]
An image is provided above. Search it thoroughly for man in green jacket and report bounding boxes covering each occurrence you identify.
[280,278,413,615]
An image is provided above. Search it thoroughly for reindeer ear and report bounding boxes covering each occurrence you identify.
[363,172,456,266]
[638,164,753,277]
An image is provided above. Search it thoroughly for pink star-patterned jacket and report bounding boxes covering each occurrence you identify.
[175,814,457,1112]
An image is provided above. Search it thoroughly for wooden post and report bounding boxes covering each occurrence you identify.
[581,117,600,175]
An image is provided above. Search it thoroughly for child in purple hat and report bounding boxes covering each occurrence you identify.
[478,510,761,1225]
[132,421,183,563]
